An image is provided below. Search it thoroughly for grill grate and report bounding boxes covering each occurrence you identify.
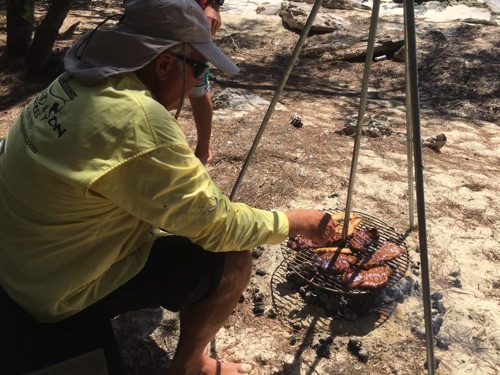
[281,209,409,295]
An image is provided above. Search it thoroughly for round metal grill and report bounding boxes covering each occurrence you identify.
[281,209,409,294]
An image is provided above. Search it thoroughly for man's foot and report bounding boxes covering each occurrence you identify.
[201,357,252,375]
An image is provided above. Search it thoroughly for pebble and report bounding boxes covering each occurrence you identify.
[431,292,443,300]
[267,309,277,319]
[255,268,267,276]
[289,114,303,128]
[285,271,300,282]
[435,333,450,350]
[316,342,332,358]
[253,302,265,316]
[316,336,334,358]
[414,281,421,291]
[398,276,414,296]
[348,339,369,363]
[253,292,264,303]
[424,357,441,370]
[299,285,311,297]
[432,316,443,335]
[252,246,264,258]
[304,291,317,304]
[432,300,446,314]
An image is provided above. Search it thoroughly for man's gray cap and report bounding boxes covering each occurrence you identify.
[64,0,239,85]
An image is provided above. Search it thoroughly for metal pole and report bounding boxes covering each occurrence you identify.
[342,0,381,242]
[403,3,416,229]
[404,0,436,373]
[230,0,324,201]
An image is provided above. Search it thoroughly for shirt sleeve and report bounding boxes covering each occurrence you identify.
[90,143,289,252]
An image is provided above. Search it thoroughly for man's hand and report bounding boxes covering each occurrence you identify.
[285,210,337,246]
[204,5,222,35]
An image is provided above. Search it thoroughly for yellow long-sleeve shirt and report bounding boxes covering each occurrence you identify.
[0,72,288,322]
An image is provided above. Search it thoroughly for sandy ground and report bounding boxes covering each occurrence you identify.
[1,1,499,374]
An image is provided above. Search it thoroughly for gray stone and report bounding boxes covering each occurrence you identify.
[279,3,350,33]
[296,0,371,10]
[423,133,447,151]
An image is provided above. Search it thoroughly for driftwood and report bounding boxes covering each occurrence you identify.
[302,37,405,61]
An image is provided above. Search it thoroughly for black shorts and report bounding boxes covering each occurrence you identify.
[56,235,225,328]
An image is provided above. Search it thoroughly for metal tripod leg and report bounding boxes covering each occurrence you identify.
[342,0,435,372]
[341,0,381,242]
[230,0,325,201]
[404,0,436,373]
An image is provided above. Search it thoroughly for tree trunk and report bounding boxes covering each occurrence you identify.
[25,0,74,74]
[6,0,35,57]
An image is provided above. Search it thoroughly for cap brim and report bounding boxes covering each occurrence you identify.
[192,42,240,74]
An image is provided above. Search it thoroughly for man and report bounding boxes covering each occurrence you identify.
[0,1,337,374]
[189,0,223,165]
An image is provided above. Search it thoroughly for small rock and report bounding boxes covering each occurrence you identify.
[253,302,265,317]
[320,336,334,345]
[411,324,426,340]
[432,300,446,314]
[291,321,303,331]
[348,339,369,363]
[253,292,264,303]
[423,133,447,151]
[451,278,462,288]
[424,357,441,370]
[411,262,421,276]
[386,285,404,303]
[393,45,405,62]
[399,276,414,296]
[435,334,450,350]
[285,271,300,282]
[316,336,334,358]
[255,268,267,276]
[289,335,298,345]
[252,246,264,258]
[414,281,421,291]
[316,342,332,358]
[289,114,303,128]
[299,285,311,297]
[305,291,318,304]
[268,309,277,319]
[431,292,443,301]
[432,316,444,335]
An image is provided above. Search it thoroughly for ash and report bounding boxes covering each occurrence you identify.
[285,268,416,321]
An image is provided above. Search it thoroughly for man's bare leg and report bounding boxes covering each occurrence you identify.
[166,250,253,375]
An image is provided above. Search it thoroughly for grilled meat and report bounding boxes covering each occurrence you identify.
[357,240,405,270]
[313,252,358,274]
[287,235,315,251]
[349,227,379,253]
[323,212,363,245]
[342,266,393,289]
[313,247,352,254]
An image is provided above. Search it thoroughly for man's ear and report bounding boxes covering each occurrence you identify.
[154,51,175,81]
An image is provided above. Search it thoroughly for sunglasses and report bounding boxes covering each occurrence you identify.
[171,54,209,80]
